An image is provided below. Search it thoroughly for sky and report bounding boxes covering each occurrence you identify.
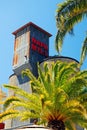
[0,0,87,93]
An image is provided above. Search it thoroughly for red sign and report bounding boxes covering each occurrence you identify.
[31,37,48,57]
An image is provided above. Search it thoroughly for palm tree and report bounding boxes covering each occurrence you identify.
[0,61,87,130]
[55,0,87,64]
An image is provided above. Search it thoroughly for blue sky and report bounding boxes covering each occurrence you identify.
[0,0,87,93]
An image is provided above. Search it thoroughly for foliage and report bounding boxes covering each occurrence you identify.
[0,88,6,113]
[80,36,87,65]
[55,0,87,64]
[0,61,87,130]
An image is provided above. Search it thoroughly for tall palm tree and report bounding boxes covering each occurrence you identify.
[55,0,87,64]
[0,61,87,130]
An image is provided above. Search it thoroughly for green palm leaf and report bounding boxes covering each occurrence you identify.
[55,0,87,63]
[80,36,87,65]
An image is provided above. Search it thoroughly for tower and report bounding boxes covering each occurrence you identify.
[12,22,52,77]
[5,22,52,129]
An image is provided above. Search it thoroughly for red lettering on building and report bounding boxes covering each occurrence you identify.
[31,44,37,51]
[32,37,37,43]
[31,37,48,57]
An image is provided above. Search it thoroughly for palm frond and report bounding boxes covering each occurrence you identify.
[0,109,19,122]
[80,36,87,65]
[55,30,66,53]
[65,120,76,130]
[4,84,40,102]
[20,111,39,121]
[3,96,21,110]
[56,0,87,53]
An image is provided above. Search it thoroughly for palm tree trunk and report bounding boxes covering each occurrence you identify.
[48,120,65,130]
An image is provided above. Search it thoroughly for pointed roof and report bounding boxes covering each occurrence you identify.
[12,22,52,37]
